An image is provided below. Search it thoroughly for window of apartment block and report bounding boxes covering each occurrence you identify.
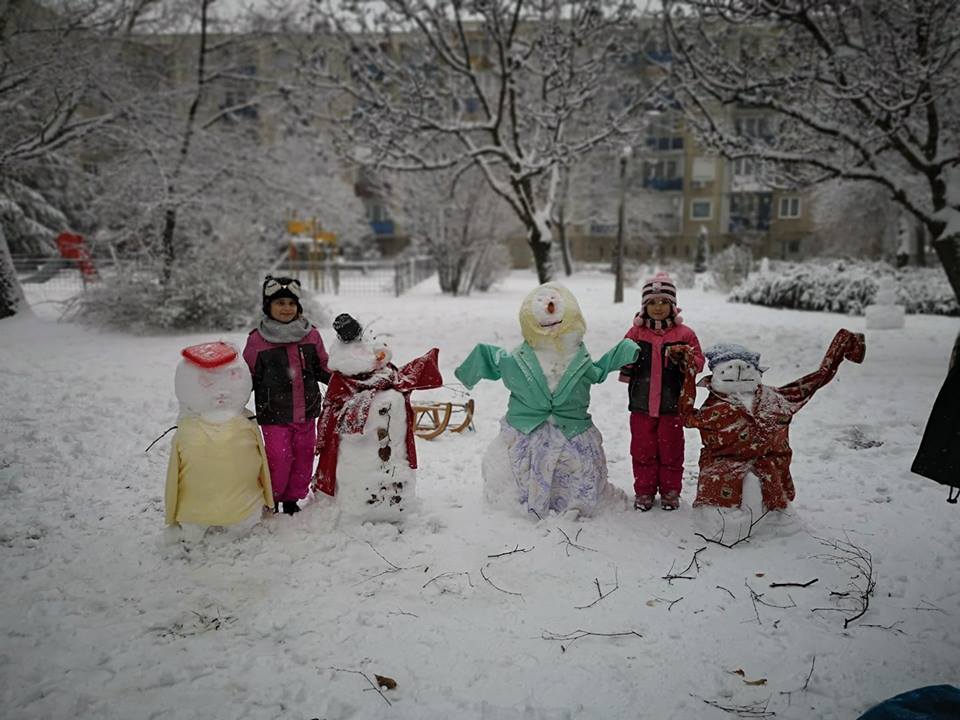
[732,157,757,176]
[779,196,801,219]
[691,157,715,186]
[734,116,771,140]
[690,199,712,220]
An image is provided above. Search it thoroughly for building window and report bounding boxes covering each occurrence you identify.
[690,199,712,220]
[642,160,682,191]
[733,157,757,176]
[729,192,772,232]
[735,116,771,140]
[779,196,801,219]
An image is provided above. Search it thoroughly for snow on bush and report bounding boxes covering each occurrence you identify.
[68,238,270,332]
[729,259,959,316]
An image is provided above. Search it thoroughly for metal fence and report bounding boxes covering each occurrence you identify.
[13,254,436,304]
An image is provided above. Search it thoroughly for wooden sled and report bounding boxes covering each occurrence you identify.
[412,399,475,439]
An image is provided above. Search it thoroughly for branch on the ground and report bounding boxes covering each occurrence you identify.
[355,540,426,584]
[860,621,906,635]
[663,546,707,584]
[575,568,619,610]
[487,545,534,558]
[556,527,597,557]
[480,564,522,598]
[745,580,797,625]
[811,535,876,628]
[770,578,818,588]
[716,585,737,600]
[695,508,770,549]
[422,571,473,590]
[653,595,685,612]
[541,628,642,653]
[779,655,816,705]
[329,667,392,706]
[692,694,775,718]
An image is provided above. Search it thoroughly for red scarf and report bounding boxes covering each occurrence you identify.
[313,348,442,496]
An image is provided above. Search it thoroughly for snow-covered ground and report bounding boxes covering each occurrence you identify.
[2,270,958,720]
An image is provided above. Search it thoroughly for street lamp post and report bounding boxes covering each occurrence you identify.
[614,145,632,304]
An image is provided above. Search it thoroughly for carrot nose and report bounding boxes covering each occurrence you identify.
[547,301,556,314]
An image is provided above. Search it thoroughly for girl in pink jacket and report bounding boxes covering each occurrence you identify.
[620,272,704,511]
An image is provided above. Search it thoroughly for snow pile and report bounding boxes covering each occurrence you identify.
[730,259,958,316]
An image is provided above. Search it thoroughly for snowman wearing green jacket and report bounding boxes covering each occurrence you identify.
[455,283,639,518]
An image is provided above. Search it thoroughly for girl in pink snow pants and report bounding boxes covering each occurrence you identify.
[619,272,704,511]
[243,276,330,515]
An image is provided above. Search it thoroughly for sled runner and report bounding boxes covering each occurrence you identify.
[412,399,475,439]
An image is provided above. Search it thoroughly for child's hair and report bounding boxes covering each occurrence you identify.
[262,275,303,317]
[639,272,678,318]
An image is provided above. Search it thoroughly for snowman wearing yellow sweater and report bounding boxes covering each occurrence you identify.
[165,341,273,540]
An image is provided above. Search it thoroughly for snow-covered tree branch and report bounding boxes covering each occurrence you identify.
[664,0,960,303]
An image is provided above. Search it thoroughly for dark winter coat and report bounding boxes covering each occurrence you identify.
[911,334,960,497]
[243,327,331,425]
[619,322,704,417]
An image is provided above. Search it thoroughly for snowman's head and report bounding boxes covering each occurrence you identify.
[704,343,765,396]
[175,342,251,422]
[328,313,392,376]
[519,283,586,350]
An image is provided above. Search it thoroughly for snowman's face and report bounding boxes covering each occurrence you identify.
[175,357,251,418]
[519,283,586,349]
[710,359,762,396]
[328,334,392,376]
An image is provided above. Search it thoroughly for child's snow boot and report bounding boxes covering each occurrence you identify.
[660,491,680,511]
[281,501,301,515]
[634,494,654,512]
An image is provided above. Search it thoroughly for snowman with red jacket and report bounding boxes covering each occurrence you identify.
[313,314,442,523]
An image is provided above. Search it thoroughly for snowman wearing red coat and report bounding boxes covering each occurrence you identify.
[313,314,443,522]
[678,329,865,514]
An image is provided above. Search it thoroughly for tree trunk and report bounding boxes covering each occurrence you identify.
[932,229,960,306]
[0,225,29,319]
[557,208,573,277]
[528,221,554,284]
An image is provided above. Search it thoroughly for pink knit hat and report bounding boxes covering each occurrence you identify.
[641,272,677,306]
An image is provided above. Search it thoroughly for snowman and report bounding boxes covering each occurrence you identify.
[455,283,640,518]
[165,341,273,541]
[313,314,442,523]
[677,329,865,516]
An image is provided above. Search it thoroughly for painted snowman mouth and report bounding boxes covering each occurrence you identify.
[539,320,562,328]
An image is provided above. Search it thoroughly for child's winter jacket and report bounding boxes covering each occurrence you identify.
[620,322,704,417]
[243,328,331,425]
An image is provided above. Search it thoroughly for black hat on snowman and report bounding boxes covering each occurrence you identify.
[262,275,303,317]
[333,313,363,343]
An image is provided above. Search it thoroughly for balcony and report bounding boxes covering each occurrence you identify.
[642,177,683,191]
[370,220,396,236]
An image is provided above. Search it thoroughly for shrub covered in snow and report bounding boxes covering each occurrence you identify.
[711,244,754,292]
[729,259,959,316]
[68,238,270,332]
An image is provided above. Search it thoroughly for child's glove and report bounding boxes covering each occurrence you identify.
[666,344,693,367]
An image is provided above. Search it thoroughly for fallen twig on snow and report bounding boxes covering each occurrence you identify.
[542,628,642,652]
[769,578,818,588]
[556,527,597,556]
[487,545,534,558]
[779,655,816,705]
[355,540,426,584]
[663,546,707,584]
[692,694,775,717]
[716,585,737,600]
[329,667,392,706]
[422,571,473,590]
[575,568,619,609]
[860,621,906,635]
[695,508,770,549]
[480,564,522,597]
[811,535,876,628]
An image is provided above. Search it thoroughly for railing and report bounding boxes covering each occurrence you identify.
[13,253,437,304]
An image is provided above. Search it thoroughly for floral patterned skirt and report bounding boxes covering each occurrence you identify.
[483,419,610,517]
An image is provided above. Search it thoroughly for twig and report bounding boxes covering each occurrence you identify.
[780,656,816,704]
[480,564,522,597]
[693,694,775,717]
[716,585,737,600]
[770,578,818,588]
[386,610,419,618]
[422,571,473,590]
[653,595,685,612]
[662,546,707,584]
[330,667,391,706]
[811,535,876,628]
[144,425,177,452]
[556,527,597,557]
[694,507,770,549]
[541,628,642,652]
[860,621,906,635]
[911,599,947,614]
[575,568,620,609]
[355,540,425,584]
[487,545,534,558]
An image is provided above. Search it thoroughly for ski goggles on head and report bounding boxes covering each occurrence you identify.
[264,278,302,298]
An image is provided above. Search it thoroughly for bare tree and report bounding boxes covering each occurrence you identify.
[664,0,960,304]
[302,0,662,283]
